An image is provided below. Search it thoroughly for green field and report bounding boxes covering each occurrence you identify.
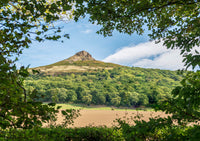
[56,103,153,111]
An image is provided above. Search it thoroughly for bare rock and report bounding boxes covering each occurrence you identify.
[66,51,95,63]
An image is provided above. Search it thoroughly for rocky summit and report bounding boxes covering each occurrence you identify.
[65,51,95,63]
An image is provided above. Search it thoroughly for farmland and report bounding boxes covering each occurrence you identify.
[44,104,168,128]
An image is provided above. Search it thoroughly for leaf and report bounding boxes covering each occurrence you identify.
[48,103,56,106]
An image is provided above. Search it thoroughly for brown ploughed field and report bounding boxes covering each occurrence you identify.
[53,110,169,127]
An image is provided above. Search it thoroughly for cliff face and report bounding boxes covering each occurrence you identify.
[65,51,95,63]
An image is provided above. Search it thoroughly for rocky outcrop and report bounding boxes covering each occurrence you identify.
[65,51,95,63]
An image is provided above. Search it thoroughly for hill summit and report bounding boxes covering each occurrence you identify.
[65,51,95,63]
[34,51,121,75]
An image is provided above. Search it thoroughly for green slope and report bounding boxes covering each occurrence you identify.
[47,60,121,68]
[33,59,123,75]
[25,67,182,107]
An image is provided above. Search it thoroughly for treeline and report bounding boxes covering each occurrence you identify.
[25,67,182,107]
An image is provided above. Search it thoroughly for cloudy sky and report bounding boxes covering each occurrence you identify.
[18,18,187,71]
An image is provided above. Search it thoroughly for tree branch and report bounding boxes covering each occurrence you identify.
[17,81,27,102]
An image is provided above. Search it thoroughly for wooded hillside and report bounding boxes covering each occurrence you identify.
[25,67,182,107]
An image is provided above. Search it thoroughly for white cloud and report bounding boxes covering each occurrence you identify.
[103,41,186,70]
[134,50,185,70]
[81,29,93,34]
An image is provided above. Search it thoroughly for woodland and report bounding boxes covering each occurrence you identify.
[25,67,182,107]
[1,0,200,140]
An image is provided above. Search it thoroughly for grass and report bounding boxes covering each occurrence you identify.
[56,103,154,111]
[31,60,123,75]
[51,60,121,67]
[40,60,122,70]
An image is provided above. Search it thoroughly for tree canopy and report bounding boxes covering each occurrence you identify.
[0,0,76,129]
[25,67,182,107]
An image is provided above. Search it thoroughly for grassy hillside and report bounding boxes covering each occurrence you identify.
[33,60,122,75]
[25,67,182,107]
[49,60,121,67]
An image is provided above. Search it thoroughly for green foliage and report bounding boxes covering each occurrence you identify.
[1,124,200,141]
[0,0,76,129]
[0,127,124,141]
[59,109,80,127]
[25,67,182,107]
[156,71,200,124]
[116,117,200,141]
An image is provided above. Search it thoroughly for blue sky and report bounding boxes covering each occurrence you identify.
[18,18,187,70]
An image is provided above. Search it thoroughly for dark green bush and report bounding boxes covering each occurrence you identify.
[1,122,199,141]
[116,117,200,141]
[0,126,124,141]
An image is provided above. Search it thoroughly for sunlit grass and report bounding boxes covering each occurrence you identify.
[55,103,154,111]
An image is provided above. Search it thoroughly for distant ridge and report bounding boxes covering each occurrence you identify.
[33,51,122,75]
